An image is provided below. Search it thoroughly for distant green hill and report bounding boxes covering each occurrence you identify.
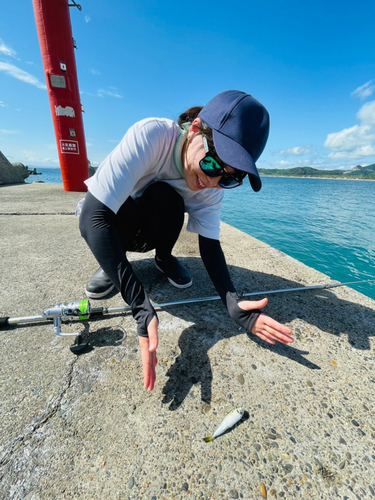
[258,163,375,180]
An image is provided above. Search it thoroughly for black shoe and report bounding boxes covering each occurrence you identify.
[85,268,115,298]
[155,256,192,289]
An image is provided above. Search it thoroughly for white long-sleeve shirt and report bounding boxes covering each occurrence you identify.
[85,117,224,240]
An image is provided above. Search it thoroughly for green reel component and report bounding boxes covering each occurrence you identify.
[58,300,91,321]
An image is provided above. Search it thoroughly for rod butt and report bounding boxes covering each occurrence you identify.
[0,317,10,329]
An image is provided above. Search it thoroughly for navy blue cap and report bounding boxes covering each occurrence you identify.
[198,90,270,192]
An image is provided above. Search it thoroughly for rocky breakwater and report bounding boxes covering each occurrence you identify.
[0,151,31,184]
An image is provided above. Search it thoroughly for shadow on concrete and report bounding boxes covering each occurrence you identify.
[8,257,371,410]
[129,256,375,348]
[78,323,125,348]
[161,325,322,411]
[129,256,375,410]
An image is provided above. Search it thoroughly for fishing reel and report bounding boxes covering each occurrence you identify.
[43,300,91,354]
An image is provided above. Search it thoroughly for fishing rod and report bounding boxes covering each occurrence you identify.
[1,278,374,353]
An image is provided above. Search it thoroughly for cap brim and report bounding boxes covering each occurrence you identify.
[212,130,262,192]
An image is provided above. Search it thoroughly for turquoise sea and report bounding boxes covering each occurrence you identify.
[28,168,375,300]
[222,176,375,300]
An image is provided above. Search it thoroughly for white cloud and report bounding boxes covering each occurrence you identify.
[0,100,7,107]
[85,15,91,23]
[81,87,123,98]
[278,146,311,156]
[97,88,123,98]
[357,99,375,125]
[22,150,58,164]
[351,80,375,100]
[0,62,46,89]
[327,145,375,160]
[80,89,96,97]
[272,160,293,167]
[0,39,17,58]
[0,129,18,134]
[324,100,375,161]
[90,68,100,75]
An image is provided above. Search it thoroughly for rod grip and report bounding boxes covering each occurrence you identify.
[0,317,10,329]
[90,307,104,317]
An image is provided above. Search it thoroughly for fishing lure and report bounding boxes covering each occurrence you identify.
[203,407,245,442]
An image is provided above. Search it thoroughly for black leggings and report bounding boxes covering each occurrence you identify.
[114,181,185,258]
[79,182,185,336]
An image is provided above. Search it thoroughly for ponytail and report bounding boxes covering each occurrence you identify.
[178,106,203,128]
[178,105,218,155]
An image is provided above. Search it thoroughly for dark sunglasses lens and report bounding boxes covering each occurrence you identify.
[219,176,241,189]
[200,157,224,177]
[200,153,244,189]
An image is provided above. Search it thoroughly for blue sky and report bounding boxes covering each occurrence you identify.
[1,0,375,170]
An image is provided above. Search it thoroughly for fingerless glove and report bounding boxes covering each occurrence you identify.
[225,292,261,333]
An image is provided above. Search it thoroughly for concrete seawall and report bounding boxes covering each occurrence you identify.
[1,183,374,500]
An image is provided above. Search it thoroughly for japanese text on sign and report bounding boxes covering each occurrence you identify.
[60,140,79,154]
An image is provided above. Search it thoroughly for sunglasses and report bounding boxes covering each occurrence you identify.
[199,135,246,189]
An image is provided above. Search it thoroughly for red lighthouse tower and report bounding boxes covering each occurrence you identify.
[33,0,88,191]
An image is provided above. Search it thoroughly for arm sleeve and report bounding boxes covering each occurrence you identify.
[80,192,157,337]
[198,234,261,333]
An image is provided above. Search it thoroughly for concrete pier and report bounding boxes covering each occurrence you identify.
[1,183,374,499]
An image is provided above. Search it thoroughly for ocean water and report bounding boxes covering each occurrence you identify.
[26,167,63,184]
[222,177,375,300]
[29,168,375,300]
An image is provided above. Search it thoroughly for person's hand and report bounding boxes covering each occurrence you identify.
[238,298,293,345]
[138,316,159,391]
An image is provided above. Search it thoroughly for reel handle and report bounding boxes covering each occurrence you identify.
[54,316,78,337]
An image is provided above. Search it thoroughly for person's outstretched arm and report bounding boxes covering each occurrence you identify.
[198,235,293,344]
[80,191,158,389]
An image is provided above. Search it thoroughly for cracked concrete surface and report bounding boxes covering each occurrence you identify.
[1,184,375,499]
[1,357,77,464]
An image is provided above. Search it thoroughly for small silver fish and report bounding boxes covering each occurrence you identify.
[203,407,245,442]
